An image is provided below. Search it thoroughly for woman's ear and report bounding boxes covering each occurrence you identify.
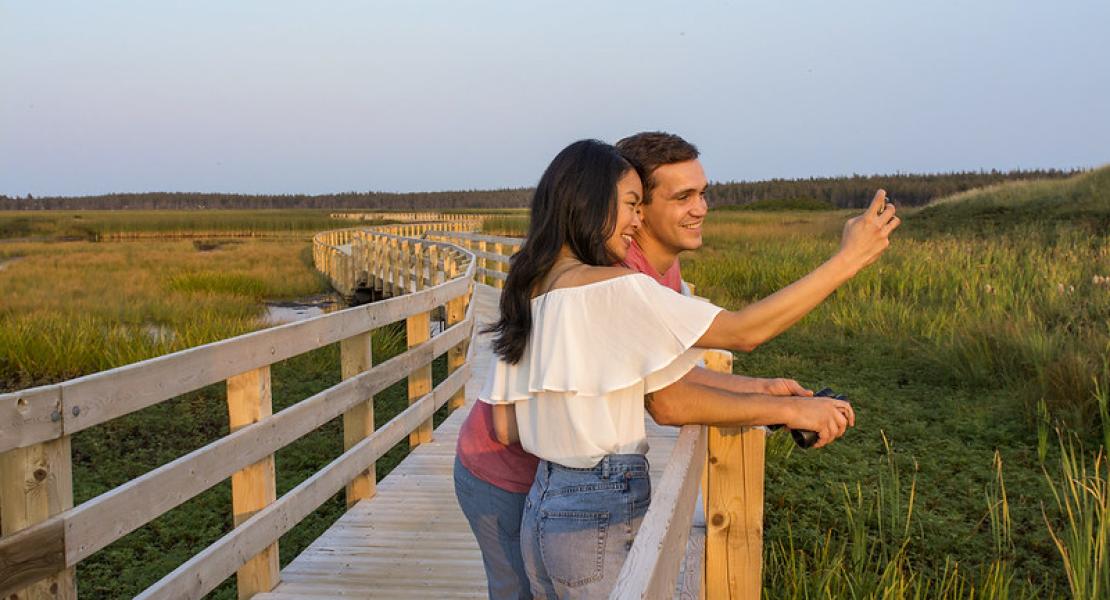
[491,404,520,445]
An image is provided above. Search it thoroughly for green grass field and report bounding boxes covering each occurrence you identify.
[0,208,364,241]
[2,171,1108,598]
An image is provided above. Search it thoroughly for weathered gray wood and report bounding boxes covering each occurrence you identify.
[479,268,508,281]
[467,249,511,264]
[133,365,470,600]
[675,523,706,600]
[425,231,523,245]
[62,317,472,566]
[611,425,707,600]
[0,386,62,454]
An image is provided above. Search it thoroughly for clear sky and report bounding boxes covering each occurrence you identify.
[3,1,1108,197]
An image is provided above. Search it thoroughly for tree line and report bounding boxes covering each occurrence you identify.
[1,169,1080,211]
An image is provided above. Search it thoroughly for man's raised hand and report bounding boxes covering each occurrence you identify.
[838,189,901,274]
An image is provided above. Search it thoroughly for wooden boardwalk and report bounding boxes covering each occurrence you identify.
[256,284,682,598]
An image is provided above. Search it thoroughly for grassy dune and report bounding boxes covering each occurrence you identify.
[912,164,1110,236]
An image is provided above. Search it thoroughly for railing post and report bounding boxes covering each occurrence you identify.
[478,239,488,286]
[0,437,76,599]
[493,241,505,289]
[445,257,468,412]
[428,245,441,287]
[341,333,375,508]
[226,366,280,599]
[406,307,432,447]
[391,238,403,297]
[702,350,764,600]
[377,235,387,296]
[414,242,425,292]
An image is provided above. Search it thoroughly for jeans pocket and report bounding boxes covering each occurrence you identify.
[538,510,609,588]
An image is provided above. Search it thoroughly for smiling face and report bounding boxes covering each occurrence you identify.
[604,168,643,261]
[639,159,709,256]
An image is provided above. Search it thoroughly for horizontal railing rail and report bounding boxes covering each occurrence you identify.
[424,229,523,288]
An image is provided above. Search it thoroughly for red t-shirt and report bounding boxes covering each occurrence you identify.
[455,239,683,493]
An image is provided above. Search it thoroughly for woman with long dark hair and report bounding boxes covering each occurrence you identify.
[472,139,897,598]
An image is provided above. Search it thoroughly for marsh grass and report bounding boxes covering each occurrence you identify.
[5,196,1109,597]
[686,212,1110,434]
[685,203,1106,596]
[0,209,354,241]
[1043,433,1110,599]
[0,239,326,385]
[480,214,530,236]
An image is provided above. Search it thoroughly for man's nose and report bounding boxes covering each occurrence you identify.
[691,194,709,217]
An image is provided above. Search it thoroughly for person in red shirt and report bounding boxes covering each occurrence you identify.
[454,132,897,599]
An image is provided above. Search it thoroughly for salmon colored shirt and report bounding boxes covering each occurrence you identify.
[454,239,683,493]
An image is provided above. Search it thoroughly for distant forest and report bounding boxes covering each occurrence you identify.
[1,169,1080,211]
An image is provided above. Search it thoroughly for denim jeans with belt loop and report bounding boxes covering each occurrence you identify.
[520,454,651,599]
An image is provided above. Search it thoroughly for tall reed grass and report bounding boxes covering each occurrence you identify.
[686,213,1109,433]
[0,209,355,241]
[0,239,326,387]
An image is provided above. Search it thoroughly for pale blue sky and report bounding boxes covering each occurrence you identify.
[2,1,1108,196]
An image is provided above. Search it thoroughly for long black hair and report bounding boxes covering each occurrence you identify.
[487,139,633,364]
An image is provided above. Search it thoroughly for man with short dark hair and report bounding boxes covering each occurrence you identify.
[615,130,899,429]
[616,131,832,425]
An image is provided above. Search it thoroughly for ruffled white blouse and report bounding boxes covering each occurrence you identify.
[479,273,724,468]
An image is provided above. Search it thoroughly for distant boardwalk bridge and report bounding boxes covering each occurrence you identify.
[1,219,768,599]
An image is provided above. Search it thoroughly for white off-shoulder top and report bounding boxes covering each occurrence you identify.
[479,273,724,468]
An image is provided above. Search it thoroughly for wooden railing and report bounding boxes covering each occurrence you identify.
[612,350,767,600]
[0,224,476,599]
[0,221,768,600]
[330,211,487,224]
[424,230,522,288]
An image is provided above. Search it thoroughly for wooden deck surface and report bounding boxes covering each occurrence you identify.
[255,283,681,599]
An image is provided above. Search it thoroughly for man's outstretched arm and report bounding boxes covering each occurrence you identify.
[695,190,900,352]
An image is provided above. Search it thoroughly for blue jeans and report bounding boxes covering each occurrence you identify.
[453,456,534,600]
[520,455,651,599]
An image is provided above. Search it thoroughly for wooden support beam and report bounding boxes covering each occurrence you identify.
[411,240,420,293]
[341,333,375,508]
[702,350,764,600]
[0,437,75,600]
[492,242,505,289]
[226,367,279,598]
[391,239,402,297]
[477,240,488,286]
[406,310,433,447]
[445,259,468,411]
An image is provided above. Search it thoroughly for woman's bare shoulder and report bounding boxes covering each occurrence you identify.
[552,265,640,290]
